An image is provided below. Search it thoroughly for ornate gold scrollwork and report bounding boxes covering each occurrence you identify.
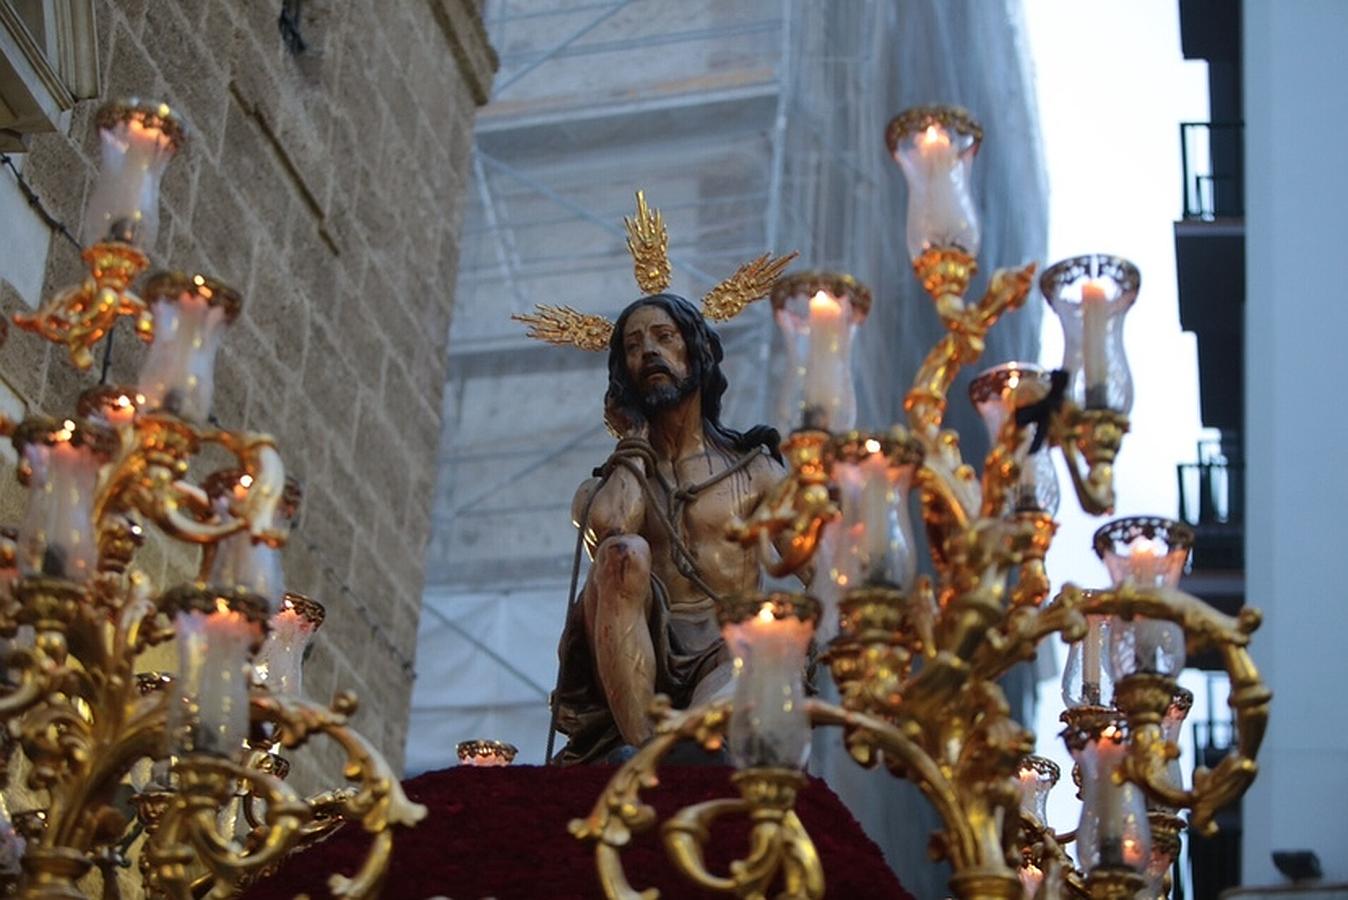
[13,243,152,370]
[728,430,838,578]
[1069,584,1270,836]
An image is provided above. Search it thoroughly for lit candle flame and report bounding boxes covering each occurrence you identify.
[921,124,950,148]
[864,438,881,454]
[809,290,841,316]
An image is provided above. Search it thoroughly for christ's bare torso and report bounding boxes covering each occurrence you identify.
[640,444,780,633]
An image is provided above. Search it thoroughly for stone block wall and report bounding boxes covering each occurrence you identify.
[0,0,495,783]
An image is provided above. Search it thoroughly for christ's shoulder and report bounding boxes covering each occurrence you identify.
[744,446,785,494]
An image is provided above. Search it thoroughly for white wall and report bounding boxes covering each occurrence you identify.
[1242,0,1348,885]
[0,155,51,307]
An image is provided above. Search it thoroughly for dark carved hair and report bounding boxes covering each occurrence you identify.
[607,294,781,462]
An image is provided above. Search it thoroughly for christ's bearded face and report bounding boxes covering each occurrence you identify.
[622,305,697,413]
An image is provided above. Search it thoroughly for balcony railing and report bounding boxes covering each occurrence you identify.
[1180,121,1244,220]
[1177,441,1244,570]
[1178,459,1243,527]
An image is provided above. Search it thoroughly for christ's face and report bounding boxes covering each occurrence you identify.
[622,305,693,411]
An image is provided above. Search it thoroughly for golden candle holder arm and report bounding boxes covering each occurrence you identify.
[250,691,428,899]
[1047,406,1128,516]
[810,699,1026,896]
[570,697,735,900]
[0,578,179,888]
[969,588,1088,684]
[1070,584,1271,835]
[728,430,837,578]
[663,771,823,900]
[977,411,1028,523]
[1018,812,1089,899]
[581,690,1144,900]
[93,418,286,549]
[906,263,1037,581]
[13,243,153,370]
[143,756,312,900]
[906,261,1036,442]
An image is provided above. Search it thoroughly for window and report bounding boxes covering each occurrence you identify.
[0,0,98,151]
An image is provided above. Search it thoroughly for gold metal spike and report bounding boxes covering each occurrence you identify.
[623,190,671,294]
[702,251,798,322]
[512,304,614,352]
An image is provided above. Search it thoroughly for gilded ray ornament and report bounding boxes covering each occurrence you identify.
[515,191,795,351]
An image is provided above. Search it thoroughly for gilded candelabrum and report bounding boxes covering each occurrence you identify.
[572,106,1267,899]
[0,99,425,899]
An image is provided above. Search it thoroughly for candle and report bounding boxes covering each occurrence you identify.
[103,392,140,428]
[1017,764,1039,816]
[1018,863,1044,896]
[858,442,893,585]
[803,291,848,429]
[1126,539,1165,586]
[16,429,104,581]
[916,125,965,250]
[172,607,258,757]
[1080,280,1109,408]
[724,602,814,769]
[1095,727,1150,871]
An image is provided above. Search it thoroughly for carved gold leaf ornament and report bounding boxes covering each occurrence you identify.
[624,190,671,294]
[511,304,615,353]
[701,251,799,322]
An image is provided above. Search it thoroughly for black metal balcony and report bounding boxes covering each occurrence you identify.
[1177,440,1244,636]
[1180,121,1244,220]
[1177,445,1244,572]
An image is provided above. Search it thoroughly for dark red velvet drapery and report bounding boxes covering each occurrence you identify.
[241,764,915,899]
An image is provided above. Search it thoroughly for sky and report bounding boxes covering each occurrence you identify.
[1021,0,1215,863]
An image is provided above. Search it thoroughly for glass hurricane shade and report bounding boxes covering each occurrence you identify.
[137,273,240,424]
[14,420,112,582]
[204,471,300,611]
[722,598,816,770]
[1041,255,1140,413]
[81,100,183,249]
[968,362,1061,516]
[830,443,918,591]
[1097,517,1193,677]
[1016,755,1059,823]
[1073,725,1152,875]
[456,740,519,767]
[253,594,323,697]
[770,274,870,433]
[1159,687,1194,801]
[169,607,260,758]
[888,111,982,261]
[1062,609,1114,709]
